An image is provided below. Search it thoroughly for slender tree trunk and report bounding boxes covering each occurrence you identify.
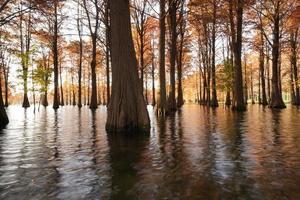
[250,64,255,104]
[106,0,150,132]
[291,28,299,105]
[90,36,98,109]
[53,2,59,109]
[59,60,64,106]
[4,66,8,107]
[77,0,83,108]
[157,0,167,115]
[151,51,156,106]
[20,11,30,108]
[259,30,267,105]
[105,0,111,105]
[0,72,8,128]
[211,0,218,107]
[167,0,177,111]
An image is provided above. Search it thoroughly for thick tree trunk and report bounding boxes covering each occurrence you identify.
[225,91,231,106]
[230,0,246,111]
[269,14,285,109]
[211,0,218,107]
[157,0,167,115]
[0,73,8,128]
[53,2,60,109]
[106,0,150,132]
[42,90,48,107]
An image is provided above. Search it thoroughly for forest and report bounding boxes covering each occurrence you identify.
[0,0,299,131]
[1,0,300,199]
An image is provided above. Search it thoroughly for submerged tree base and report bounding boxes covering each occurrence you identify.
[106,123,150,134]
[0,108,9,129]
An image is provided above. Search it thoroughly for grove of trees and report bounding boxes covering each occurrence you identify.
[0,0,300,131]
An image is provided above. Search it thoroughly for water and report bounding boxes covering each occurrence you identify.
[1,105,300,200]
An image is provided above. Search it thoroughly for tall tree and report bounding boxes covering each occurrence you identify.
[157,0,167,115]
[82,0,100,109]
[229,0,246,111]
[106,0,150,132]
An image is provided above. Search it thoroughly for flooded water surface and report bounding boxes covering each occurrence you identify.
[1,105,300,200]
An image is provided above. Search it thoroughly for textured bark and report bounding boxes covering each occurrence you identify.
[53,2,59,109]
[290,28,300,105]
[106,0,150,133]
[157,0,167,115]
[210,0,218,107]
[20,11,30,108]
[167,0,177,111]
[269,11,285,109]
[59,59,64,106]
[259,30,268,105]
[77,13,83,108]
[0,73,8,128]
[105,0,111,104]
[229,0,246,111]
[151,50,156,106]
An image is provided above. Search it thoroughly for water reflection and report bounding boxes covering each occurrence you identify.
[0,105,300,199]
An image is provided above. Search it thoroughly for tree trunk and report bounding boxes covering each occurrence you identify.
[230,0,246,111]
[210,0,218,107]
[90,36,98,109]
[105,0,111,105]
[291,28,299,105]
[269,13,285,109]
[59,60,64,106]
[157,0,167,115]
[53,2,60,109]
[4,66,8,107]
[151,51,156,106]
[259,30,268,105]
[0,73,8,128]
[106,0,150,132]
[167,0,177,112]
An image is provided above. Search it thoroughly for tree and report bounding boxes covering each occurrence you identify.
[157,0,167,115]
[82,0,100,109]
[106,0,150,132]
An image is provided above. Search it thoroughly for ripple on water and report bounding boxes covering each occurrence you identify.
[0,105,300,199]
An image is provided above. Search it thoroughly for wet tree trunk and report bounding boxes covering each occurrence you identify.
[157,0,167,115]
[59,59,64,106]
[90,36,98,109]
[250,64,255,104]
[53,2,60,109]
[269,13,285,108]
[211,0,218,107]
[243,55,248,104]
[167,0,177,112]
[151,49,156,106]
[20,11,30,108]
[0,72,8,128]
[3,65,9,107]
[225,91,231,106]
[106,0,150,133]
[266,45,271,102]
[290,28,299,105]
[229,0,246,111]
[259,30,268,105]
[77,25,83,108]
[105,0,111,104]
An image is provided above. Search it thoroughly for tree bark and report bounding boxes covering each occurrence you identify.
[157,0,167,115]
[229,0,246,111]
[210,0,218,107]
[167,0,177,111]
[290,28,299,105]
[53,1,60,109]
[269,12,286,109]
[259,29,268,105]
[105,0,111,105]
[106,0,150,133]
[0,72,8,128]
